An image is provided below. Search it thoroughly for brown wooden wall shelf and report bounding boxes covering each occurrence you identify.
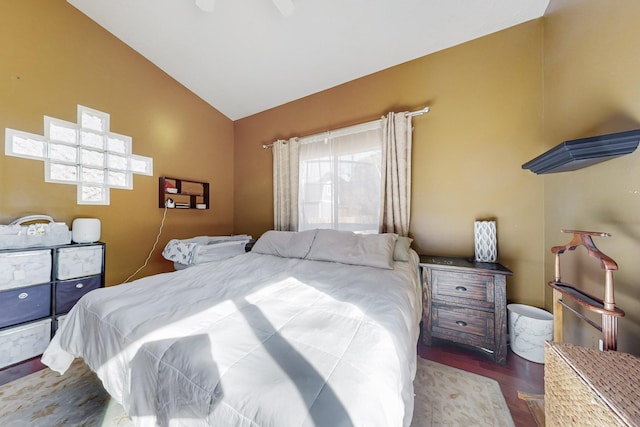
[159,176,209,209]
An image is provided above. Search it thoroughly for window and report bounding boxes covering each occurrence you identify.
[4,105,153,205]
[298,121,382,233]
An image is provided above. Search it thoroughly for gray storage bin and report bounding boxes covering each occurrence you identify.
[0,283,51,328]
[56,245,103,280]
[0,250,51,291]
[0,319,52,368]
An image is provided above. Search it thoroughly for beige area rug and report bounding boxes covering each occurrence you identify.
[0,357,514,426]
[0,360,130,427]
[411,358,515,427]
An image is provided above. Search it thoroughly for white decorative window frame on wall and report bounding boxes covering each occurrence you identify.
[4,105,153,205]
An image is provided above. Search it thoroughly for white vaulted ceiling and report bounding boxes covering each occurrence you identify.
[67,0,550,120]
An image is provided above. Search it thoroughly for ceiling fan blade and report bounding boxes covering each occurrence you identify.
[195,0,215,13]
[272,0,294,17]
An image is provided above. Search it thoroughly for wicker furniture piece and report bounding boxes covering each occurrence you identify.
[545,341,640,426]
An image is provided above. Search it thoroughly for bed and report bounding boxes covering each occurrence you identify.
[41,229,422,427]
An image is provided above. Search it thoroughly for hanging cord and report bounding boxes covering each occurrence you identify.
[123,204,169,283]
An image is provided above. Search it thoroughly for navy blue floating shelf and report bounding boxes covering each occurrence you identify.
[522,129,640,174]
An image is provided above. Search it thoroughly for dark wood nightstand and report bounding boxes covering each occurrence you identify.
[419,255,512,365]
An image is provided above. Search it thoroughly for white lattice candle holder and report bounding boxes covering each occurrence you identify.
[474,220,497,262]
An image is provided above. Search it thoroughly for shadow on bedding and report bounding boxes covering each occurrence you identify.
[119,309,352,426]
[236,297,354,427]
[127,334,224,425]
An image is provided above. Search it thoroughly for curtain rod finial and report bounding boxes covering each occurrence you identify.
[406,106,430,117]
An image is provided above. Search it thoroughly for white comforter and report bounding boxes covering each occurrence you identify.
[42,251,421,427]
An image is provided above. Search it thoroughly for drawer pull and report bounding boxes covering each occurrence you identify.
[455,286,467,292]
[18,292,29,299]
[75,283,84,289]
[456,320,468,327]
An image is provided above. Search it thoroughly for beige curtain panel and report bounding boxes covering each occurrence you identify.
[380,112,412,237]
[272,138,300,231]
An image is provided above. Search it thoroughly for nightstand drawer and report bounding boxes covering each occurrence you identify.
[431,269,494,309]
[431,305,495,348]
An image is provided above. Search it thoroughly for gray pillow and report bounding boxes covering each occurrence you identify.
[306,229,397,269]
[252,230,317,259]
[393,236,413,261]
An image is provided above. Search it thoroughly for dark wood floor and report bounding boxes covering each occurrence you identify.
[418,339,544,427]
[1,341,544,426]
[0,356,46,387]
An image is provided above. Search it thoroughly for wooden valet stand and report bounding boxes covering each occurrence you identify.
[548,230,625,351]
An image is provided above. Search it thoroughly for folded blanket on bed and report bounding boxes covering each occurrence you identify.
[162,235,252,266]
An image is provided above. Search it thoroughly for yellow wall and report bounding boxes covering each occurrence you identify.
[1,0,235,285]
[10,0,637,355]
[543,0,640,354]
[235,21,546,307]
